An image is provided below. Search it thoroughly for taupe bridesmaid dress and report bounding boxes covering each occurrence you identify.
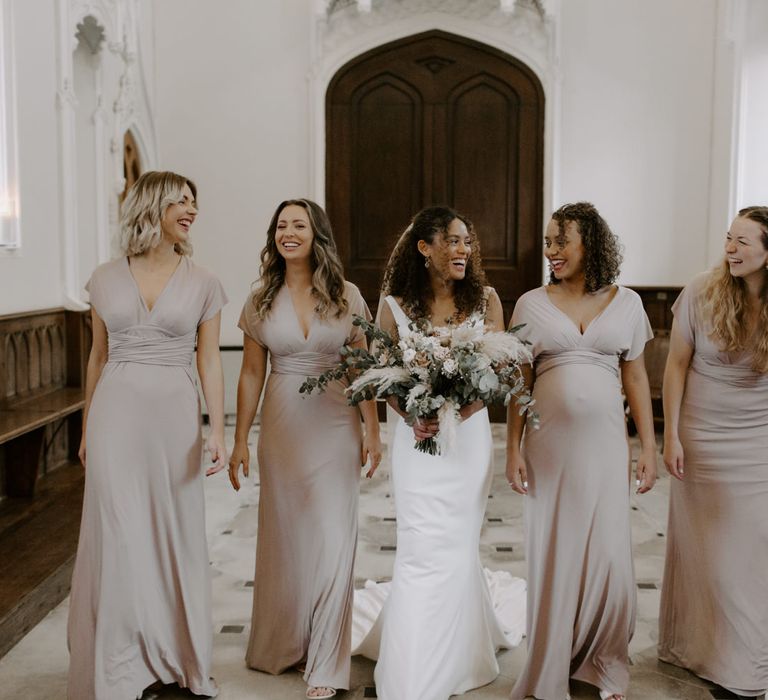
[238,282,370,691]
[659,273,768,697]
[510,285,652,700]
[67,256,227,700]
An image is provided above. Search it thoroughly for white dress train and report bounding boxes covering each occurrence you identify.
[352,296,526,700]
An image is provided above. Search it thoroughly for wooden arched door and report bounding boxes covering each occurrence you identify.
[326,30,545,317]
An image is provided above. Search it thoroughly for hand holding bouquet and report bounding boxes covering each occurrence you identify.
[300,315,536,455]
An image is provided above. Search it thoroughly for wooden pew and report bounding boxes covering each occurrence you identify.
[0,308,90,658]
[0,309,90,496]
[629,286,681,434]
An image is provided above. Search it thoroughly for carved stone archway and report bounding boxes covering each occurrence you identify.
[309,0,562,229]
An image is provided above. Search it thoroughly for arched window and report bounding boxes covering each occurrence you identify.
[120,130,142,204]
[0,0,19,250]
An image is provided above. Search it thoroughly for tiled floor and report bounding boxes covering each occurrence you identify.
[0,424,762,700]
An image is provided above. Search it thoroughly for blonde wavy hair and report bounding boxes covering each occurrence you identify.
[250,199,348,320]
[119,171,197,256]
[702,206,768,373]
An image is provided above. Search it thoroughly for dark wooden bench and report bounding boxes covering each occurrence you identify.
[628,286,681,434]
[644,329,670,431]
[0,387,85,496]
[0,309,90,497]
[0,307,90,657]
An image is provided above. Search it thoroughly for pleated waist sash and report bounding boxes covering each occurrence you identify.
[270,351,340,376]
[107,326,196,367]
[690,355,768,389]
[535,348,620,378]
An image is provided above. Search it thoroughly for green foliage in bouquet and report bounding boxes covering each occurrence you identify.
[300,315,537,456]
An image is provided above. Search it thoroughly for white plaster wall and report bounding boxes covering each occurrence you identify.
[739,0,768,208]
[557,0,719,286]
[153,0,729,345]
[73,41,100,295]
[0,0,63,314]
[0,0,159,315]
[153,0,313,346]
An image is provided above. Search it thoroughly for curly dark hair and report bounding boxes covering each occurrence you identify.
[550,202,623,292]
[381,206,488,321]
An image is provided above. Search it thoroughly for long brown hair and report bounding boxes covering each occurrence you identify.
[381,206,487,321]
[250,199,348,319]
[702,205,768,373]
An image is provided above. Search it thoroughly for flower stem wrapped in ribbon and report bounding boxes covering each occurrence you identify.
[300,315,537,456]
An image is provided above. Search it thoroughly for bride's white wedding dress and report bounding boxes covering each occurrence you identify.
[352,296,527,700]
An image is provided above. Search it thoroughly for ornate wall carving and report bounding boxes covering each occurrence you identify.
[56,0,156,307]
[317,0,552,76]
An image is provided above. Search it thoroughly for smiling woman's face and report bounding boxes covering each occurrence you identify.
[724,215,768,281]
[274,204,314,262]
[544,218,584,282]
[160,183,197,246]
[418,217,472,282]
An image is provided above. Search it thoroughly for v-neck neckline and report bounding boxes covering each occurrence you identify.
[126,255,184,315]
[543,285,620,337]
[284,285,314,341]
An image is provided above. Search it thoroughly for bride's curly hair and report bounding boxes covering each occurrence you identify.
[381,206,487,321]
[702,205,768,373]
[550,202,623,293]
[250,199,348,320]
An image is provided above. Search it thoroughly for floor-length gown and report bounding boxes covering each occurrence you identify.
[238,282,370,691]
[355,295,523,700]
[510,285,652,700]
[658,273,768,697]
[67,256,227,700]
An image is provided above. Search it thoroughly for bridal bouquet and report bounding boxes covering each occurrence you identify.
[299,315,536,455]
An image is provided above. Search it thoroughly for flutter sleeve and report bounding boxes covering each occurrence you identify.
[84,268,103,318]
[200,273,228,324]
[237,293,266,347]
[345,282,372,345]
[621,291,654,361]
[670,276,704,348]
[510,292,538,363]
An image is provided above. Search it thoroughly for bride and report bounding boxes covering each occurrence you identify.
[353,206,526,700]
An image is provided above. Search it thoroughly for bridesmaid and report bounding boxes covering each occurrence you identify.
[659,206,768,697]
[506,202,657,700]
[68,171,227,699]
[228,198,382,699]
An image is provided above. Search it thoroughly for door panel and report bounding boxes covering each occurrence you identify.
[449,78,518,263]
[327,30,544,318]
[351,79,423,264]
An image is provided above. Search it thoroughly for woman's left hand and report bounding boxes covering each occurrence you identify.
[635,447,658,494]
[205,432,227,476]
[459,400,484,422]
[361,431,383,479]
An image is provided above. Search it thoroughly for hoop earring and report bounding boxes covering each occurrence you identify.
[424,256,431,269]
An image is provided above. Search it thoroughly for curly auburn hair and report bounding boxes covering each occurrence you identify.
[550,202,623,293]
[381,206,488,321]
[702,205,768,373]
[250,199,348,320]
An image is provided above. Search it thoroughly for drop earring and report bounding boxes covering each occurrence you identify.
[424,257,431,269]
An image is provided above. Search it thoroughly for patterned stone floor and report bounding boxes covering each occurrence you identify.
[0,423,762,700]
